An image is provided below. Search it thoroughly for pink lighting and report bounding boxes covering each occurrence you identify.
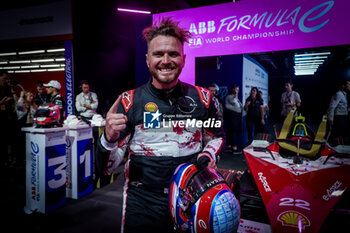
[117,8,151,14]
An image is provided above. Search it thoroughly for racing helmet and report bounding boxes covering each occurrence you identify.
[34,103,61,128]
[169,163,240,233]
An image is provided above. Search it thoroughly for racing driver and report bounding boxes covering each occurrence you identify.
[96,18,225,233]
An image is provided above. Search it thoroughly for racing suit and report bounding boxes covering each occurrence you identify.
[96,80,225,233]
[49,93,65,123]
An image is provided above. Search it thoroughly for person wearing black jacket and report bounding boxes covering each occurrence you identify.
[244,87,265,144]
[95,18,225,233]
[34,80,49,107]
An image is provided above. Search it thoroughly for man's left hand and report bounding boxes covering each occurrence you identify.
[196,153,217,170]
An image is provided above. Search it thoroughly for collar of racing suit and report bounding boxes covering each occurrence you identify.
[147,79,192,114]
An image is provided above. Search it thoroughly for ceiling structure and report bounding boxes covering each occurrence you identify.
[247,45,350,79]
[0,41,65,73]
[1,0,349,77]
[184,0,233,8]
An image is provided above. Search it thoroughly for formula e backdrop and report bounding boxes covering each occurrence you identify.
[153,0,350,85]
[155,0,350,125]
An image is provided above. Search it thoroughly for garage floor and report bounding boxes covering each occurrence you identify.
[1,147,347,233]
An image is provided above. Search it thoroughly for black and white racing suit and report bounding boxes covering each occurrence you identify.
[49,93,65,123]
[96,80,225,233]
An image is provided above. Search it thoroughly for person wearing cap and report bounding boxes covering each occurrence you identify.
[44,80,65,123]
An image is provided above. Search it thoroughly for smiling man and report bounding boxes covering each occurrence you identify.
[96,18,225,233]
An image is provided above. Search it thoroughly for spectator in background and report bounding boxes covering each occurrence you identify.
[281,80,301,118]
[244,87,265,144]
[0,70,13,112]
[8,77,24,104]
[208,83,224,121]
[15,91,37,167]
[327,80,350,140]
[225,85,243,154]
[34,80,49,107]
[44,80,65,123]
[0,70,14,168]
[259,90,269,129]
[16,91,37,127]
[75,80,98,120]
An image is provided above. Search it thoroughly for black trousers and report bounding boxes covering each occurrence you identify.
[226,110,242,148]
[331,115,348,138]
[246,115,263,144]
[124,186,174,233]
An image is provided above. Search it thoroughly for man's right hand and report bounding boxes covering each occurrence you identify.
[105,95,128,142]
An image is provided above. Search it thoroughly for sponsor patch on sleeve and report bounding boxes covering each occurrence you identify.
[195,86,211,109]
[121,90,134,113]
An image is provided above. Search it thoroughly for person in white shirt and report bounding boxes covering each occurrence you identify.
[75,80,98,120]
[281,81,301,117]
[327,80,350,139]
[225,85,243,153]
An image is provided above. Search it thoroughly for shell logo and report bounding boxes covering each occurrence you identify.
[145,102,158,112]
[277,211,310,229]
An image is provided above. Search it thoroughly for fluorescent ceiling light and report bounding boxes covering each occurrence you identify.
[18,50,45,55]
[47,48,65,53]
[21,65,40,69]
[294,64,320,68]
[9,60,31,64]
[295,61,324,65]
[294,67,319,70]
[294,52,331,57]
[295,71,315,76]
[15,70,30,73]
[7,71,14,73]
[295,56,328,61]
[1,66,20,69]
[117,8,151,14]
[48,68,65,71]
[60,64,65,67]
[295,69,317,72]
[40,64,60,68]
[55,58,65,61]
[294,65,319,68]
[31,69,47,72]
[0,52,16,56]
[0,61,8,64]
[31,59,54,62]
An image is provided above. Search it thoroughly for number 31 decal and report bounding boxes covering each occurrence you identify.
[279,198,311,211]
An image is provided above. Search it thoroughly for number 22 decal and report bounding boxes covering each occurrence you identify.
[280,198,310,211]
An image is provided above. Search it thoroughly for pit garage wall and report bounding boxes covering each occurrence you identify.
[10,71,66,100]
[153,0,350,85]
[0,0,73,116]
